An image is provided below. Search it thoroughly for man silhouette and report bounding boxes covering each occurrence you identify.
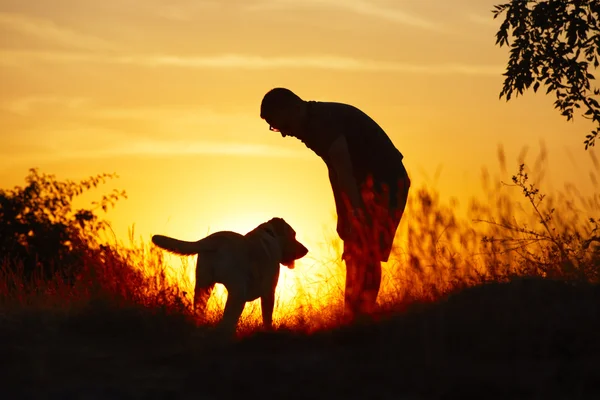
[260,88,411,321]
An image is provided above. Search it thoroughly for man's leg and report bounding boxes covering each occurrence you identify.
[359,258,381,315]
[343,246,360,320]
[343,243,380,321]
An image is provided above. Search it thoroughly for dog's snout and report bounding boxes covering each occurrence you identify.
[296,240,309,258]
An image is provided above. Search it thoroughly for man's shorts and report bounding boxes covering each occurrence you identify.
[339,172,411,263]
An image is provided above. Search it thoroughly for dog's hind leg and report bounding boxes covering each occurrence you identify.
[218,293,246,337]
[194,283,214,322]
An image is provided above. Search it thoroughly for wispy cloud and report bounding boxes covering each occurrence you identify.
[0,12,115,51]
[0,50,94,67]
[84,105,262,140]
[0,100,306,159]
[108,140,309,158]
[0,141,56,157]
[1,96,91,115]
[0,99,263,144]
[147,0,221,21]
[0,50,504,76]
[0,137,309,162]
[247,0,443,32]
[466,12,499,28]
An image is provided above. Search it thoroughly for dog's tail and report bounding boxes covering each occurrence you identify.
[152,235,204,255]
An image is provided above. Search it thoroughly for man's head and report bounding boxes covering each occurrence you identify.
[260,88,307,138]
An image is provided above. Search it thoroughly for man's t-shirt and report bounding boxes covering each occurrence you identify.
[298,101,409,257]
[299,100,406,191]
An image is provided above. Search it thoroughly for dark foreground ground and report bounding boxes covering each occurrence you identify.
[1,277,599,400]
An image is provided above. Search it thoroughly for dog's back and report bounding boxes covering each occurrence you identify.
[152,231,244,254]
[152,231,255,288]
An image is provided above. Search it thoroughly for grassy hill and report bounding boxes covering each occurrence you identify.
[1,277,598,399]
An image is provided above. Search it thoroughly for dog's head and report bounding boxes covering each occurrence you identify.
[264,217,308,269]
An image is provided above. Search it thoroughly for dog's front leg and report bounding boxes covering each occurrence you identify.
[194,283,214,322]
[260,290,275,330]
[261,270,279,330]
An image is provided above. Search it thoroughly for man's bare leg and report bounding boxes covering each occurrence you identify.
[344,254,382,320]
[343,255,362,322]
[359,260,381,315]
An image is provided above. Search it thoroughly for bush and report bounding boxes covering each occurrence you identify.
[0,168,126,282]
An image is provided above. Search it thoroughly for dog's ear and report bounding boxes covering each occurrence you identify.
[281,239,308,269]
[268,217,291,236]
[267,217,308,268]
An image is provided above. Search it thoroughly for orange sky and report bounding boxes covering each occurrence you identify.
[1,0,599,282]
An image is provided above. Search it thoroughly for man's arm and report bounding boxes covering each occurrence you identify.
[328,135,363,211]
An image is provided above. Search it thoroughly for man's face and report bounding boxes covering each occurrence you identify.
[265,106,301,138]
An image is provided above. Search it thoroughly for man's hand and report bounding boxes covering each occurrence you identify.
[328,135,363,210]
[343,208,370,240]
[328,135,371,241]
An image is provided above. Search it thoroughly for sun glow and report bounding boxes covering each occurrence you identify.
[153,212,352,327]
[152,210,413,329]
[157,246,348,327]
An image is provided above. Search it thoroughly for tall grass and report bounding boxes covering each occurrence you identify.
[1,148,599,336]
